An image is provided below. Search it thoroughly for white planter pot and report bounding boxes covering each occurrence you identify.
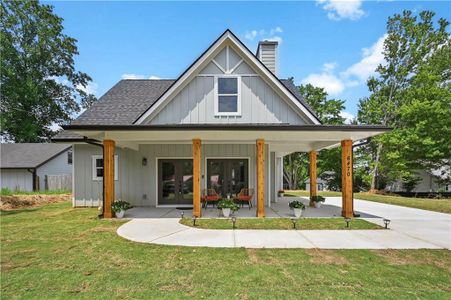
[314,202,322,208]
[293,208,302,218]
[279,193,285,198]
[116,210,125,219]
[222,208,231,217]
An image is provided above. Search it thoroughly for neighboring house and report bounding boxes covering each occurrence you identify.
[0,143,72,192]
[306,177,329,192]
[387,167,451,193]
[53,29,389,218]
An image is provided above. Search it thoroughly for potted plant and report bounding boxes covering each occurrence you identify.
[278,190,285,198]
[217,199,239,217]
[112,200,131,219]
[289,200,305,218]
[310,195,326,208]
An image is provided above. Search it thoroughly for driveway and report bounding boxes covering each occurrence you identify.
[117,197,450,249]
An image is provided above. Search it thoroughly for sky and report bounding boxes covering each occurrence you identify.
[47,0,450,122]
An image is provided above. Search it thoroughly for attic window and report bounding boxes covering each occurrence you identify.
[215,76,241,116]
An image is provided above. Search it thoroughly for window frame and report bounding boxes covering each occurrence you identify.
[214,75,241,116]
[67,151,73,165]
[92,155,118,181]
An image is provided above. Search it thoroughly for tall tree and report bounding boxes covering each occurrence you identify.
[358,10,450,190]
[283,83,346,189]
[0,0,96,142]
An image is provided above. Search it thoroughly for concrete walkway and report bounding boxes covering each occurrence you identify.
[117,198,450,249]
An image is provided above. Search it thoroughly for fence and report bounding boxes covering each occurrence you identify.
[45,174,72,191]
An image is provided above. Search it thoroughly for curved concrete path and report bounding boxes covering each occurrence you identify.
[117,198,450,249]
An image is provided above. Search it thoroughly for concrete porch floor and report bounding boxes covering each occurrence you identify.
[124,196,380,219]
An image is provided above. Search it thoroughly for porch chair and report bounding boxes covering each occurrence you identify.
[235,188,254,209]
[202,188,221,209]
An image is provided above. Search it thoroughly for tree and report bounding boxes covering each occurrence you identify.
[0,0,96,142]
[283,83,346,190]
[357,10,450,190]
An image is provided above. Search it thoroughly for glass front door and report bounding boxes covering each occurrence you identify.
[207,159,248,197]
[158,159,193,205]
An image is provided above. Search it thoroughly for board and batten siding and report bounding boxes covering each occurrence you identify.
[73,143,270,208]
[148,45,306,125]
[0,169,33,192]
[36,149,72,191]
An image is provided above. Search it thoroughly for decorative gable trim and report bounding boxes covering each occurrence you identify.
[134,29,321,125]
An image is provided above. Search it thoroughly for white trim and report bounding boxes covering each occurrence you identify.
[71,146,75,207]
[229,59,244,74]
[155,157,192,208]
[197,73,258,77]
[134,31,320,125]
[214,75,241,116]
[212,59,226,74]
[204,157,251,198]
[92,155,118,181]
[226,46,230,72]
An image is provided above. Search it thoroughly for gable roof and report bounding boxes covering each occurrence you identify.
[59,79,314,128]
[134,29,321,125]
[72,79,175,125]
[0,143,71,169]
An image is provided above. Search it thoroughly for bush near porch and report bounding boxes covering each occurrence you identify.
[285,190,451,214]
[1,202,450,299]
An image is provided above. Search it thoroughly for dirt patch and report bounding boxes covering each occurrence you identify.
[305,249,349,265]
[246,249,260,264]
[373,250,451,271]
[0,194,71,210]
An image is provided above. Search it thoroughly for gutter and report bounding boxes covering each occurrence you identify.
[27,168,37,191]
[82,137,105,219]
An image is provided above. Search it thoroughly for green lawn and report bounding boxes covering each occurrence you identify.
[0,187,71,196]
[285,190,451,214]
[1,202,450,299]
[180,217,382,230]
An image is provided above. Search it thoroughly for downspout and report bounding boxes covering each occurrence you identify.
[27,168,37,191]
[83,137,105,218]
[351,138,372,217]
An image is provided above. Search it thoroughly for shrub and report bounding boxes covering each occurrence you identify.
[1,187,13,196]
[112,200,131,212]
[289,200,305,209]
[310,195,326,203]
[217,199,239,212]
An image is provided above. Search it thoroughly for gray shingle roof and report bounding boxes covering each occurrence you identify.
[0,143,71,168]
[72,79,175,125]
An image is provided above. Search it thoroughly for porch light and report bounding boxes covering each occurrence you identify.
[383,218,391,229]
[290,218,297,229]
[345,217,351,228]
[192,216,197,226]
[231,216,236,229]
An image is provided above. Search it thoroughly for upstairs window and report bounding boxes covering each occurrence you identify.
[215,76,241,116]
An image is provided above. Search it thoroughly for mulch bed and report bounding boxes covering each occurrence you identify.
[0,194,71,210]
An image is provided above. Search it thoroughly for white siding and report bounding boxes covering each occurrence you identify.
[148,45,306,125]
[36,149,72,191]
[73,143,271,208]
[0,169,33,192]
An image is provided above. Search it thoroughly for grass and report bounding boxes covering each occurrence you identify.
[180,217,382,230]
[0,187,71,196]
[285,190,451,214]
[1,202,451,299]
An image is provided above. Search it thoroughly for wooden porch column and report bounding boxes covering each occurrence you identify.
[103,139,115,218]
[192,139,201,218]
[309,151,317,207]
[256,139,265,217]
[341,140,353,218]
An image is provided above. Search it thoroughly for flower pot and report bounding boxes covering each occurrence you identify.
[116,210,125,219]
[279,193,284,198]
[293,208,302,218]
[222,208,231,217]
[314,202,322,208]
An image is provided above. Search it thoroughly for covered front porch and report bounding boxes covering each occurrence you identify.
[65,124,389,219]
[124,196,379,219]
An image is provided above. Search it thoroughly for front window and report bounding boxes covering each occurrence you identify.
[215,76,241,116]
[92,155,118,181]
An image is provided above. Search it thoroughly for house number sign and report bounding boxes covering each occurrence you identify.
[346,155,351,177]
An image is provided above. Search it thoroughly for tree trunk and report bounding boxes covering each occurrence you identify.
[370,143,383,193]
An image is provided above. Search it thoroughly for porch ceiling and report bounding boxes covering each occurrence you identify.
[63,124,389,152]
